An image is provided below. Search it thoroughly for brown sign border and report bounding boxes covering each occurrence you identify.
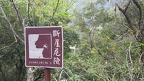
[24,26,63,68]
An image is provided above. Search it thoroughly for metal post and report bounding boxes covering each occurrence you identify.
[44,68,51,81]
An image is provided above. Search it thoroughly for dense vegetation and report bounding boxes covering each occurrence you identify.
[0,0,144,81]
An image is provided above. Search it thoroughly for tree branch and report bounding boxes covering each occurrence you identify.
[116,0,131,14]
[116,0,136,34]
[132,0,142,29]
[124,0,131,13]
[0,6,24,43]
[11,0,25,28]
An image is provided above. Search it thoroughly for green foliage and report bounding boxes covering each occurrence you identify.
[62,0,144,81]
[63,26,79,54]
[0,0,144,81]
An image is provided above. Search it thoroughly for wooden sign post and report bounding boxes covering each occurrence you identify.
[44,68,51,81]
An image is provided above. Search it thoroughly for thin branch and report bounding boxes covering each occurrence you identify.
[0,35,17,51]
[128,42,133,64]
[58,70,70,80]
[34,68,44,81]
[49,0,60,24]
[65,0,77,12]
[27,0,33,26]
[52,0,60,18]
[11,0,25,28]
[0,6,24,43]
[34,72,44,81]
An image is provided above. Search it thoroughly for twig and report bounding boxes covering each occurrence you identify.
[0,6,24,43]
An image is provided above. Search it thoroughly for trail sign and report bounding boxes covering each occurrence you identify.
[24,26,63,68]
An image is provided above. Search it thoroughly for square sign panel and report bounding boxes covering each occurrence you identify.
[24,26,63,68]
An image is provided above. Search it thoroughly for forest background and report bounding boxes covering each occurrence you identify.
[0,0,144,81]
